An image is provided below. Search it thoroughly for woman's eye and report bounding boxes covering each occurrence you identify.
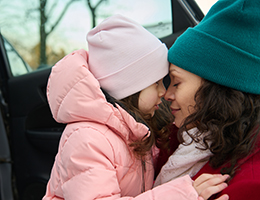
[173,83,179,87]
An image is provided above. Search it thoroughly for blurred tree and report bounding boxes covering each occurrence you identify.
[85,0,108,28]
[38,0,80,66]
[28,42,66,69]
[39,0,109,66]
[0,0,109,70]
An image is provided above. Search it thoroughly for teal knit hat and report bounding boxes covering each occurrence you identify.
[168,0,260,94]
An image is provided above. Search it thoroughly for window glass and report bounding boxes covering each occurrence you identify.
[194,0,218,14]
[0,0,172,76]
[3,37,33,76]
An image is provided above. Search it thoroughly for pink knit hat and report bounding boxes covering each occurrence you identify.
[87,14,169,100]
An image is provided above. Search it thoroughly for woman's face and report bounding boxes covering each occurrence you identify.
[138,79,166,117]
[164,64,203,128]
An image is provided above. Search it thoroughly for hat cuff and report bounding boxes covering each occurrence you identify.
[168,28,260,94]
[100,44,169,99]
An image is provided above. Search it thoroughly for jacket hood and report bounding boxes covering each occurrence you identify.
[47,49,149,141]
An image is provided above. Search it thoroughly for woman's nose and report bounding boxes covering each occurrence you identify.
[164,88,175,101]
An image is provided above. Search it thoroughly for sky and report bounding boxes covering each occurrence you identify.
[195,0,218,13]
[50,0,219,52]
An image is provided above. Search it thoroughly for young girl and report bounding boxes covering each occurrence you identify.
[155,0,260,199]
[42,14,229,200]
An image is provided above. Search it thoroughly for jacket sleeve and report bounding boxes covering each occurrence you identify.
[132,175,200,200]
[59,127,200,200]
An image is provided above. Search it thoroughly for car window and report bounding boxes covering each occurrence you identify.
[0,0,172,77]
[3,36,33,76]
[194,0,218,14]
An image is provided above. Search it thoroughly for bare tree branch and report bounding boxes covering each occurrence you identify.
[87,0,92,9]
[86,0,107,27]
[94,0,106,9]
[46,0,58,17]
[87,0,106,11]
[46,0,79,36]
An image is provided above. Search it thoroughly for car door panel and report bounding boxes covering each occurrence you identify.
[7,69,65,199]
[0,108,13,200]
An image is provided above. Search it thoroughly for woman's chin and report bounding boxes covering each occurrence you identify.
[173,121,181,128]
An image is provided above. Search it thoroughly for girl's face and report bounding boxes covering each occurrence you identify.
[138,79,166,117]
[164,64,203,128]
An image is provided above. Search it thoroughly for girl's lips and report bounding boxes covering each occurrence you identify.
[155,104,160,110]
[155,102,162,110]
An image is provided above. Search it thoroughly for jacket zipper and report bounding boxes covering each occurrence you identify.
[141,158,146,193]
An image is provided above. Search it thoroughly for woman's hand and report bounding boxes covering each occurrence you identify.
[193,173,229,200]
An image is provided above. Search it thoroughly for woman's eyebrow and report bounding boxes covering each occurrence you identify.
[169,68,179,74]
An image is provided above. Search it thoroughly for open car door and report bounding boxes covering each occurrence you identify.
[0,0,204,199]
[0,34,64,200]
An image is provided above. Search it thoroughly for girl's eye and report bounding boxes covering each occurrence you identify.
[173,83,179,87]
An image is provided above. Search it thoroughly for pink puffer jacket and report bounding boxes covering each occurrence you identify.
[42,49,200,200]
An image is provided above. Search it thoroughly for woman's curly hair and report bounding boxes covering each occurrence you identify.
[179,80,260,177]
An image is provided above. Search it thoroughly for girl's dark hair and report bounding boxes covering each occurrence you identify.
[101,88,173,159]
[179,80,260,177]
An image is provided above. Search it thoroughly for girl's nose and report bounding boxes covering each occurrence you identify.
[158,84,166,98]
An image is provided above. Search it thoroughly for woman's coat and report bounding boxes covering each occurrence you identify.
[42,49,200,200]
[192,140,260,200]
[156,125,260,200]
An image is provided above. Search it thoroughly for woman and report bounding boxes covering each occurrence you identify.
[155,0,260,199]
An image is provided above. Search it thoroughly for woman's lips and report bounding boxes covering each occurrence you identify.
[171,108,180,115]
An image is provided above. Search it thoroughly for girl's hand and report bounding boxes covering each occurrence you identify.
[193,173,230,200]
